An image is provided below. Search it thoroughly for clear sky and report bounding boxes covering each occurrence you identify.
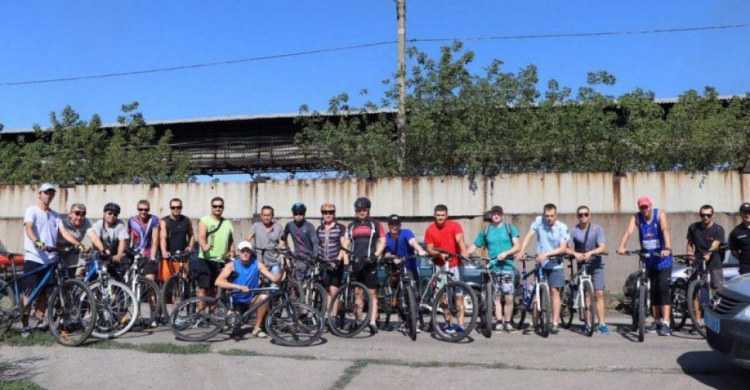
[0,1,748,131]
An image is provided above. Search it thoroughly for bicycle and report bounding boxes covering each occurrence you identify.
[376,255,419,340]
[684,246,727,338]
[510,254,552,337]
[326,250,373,338]
[121,249,163,329]
[81,250,138,339]
[417,249,478,342]
[0,247,97,346]
[467,255,497,339]
[284,251,329,317]
[160,251,196,319]
[559,254,607,337]
[169,258,324,346]
[622,250,649,342]
[669,255,691,332]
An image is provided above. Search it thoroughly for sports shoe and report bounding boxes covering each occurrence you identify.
[369,322,379,334]
[658,324,671,336]
[21,327,32,338]
[645,323,659,333]
[550,324,560,334]
[504,323,517,333]
[455,325,466,334]
[493,322,505,332]
[441,324,456,334]
[252,328,267,338]
[523,326,535,335]
[35,321,49,332]
[597,324,612,335]
[583,323,592,334]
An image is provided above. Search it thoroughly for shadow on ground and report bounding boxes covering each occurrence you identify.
[676,350,747,390]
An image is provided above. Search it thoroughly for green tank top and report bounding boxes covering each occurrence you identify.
[199,215,234,262]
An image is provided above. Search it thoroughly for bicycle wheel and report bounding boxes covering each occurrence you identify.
[404,285,418,341]
[0,284,17,340]
[418,280,434,332]
[47,279,97,346]
[581,280,595,337]
[161,274,189,319]
[266,301,325,346]
[687,279,708,338]
[327,281,372,338]
[535,284,551,338]
[559,281,574,329]
[637,285,646,342]
[169,296,227,341]
[132,277,162,330]
[670,281,688,331]
[431,281,478,342]
[303,283,328,317]
[510,287,526,330]
[88,280,138,339]
[376,285,393,330]
[480,282,493,338]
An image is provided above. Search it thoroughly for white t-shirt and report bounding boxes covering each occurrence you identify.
[23,205,61,264]
[88,219,130,252]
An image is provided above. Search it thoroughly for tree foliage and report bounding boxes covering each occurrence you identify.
[0,102,195,184]
[296,42,749,177]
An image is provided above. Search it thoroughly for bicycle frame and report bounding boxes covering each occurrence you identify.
[518,258,548,314]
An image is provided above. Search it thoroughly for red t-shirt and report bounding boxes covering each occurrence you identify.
[424,220,464,267]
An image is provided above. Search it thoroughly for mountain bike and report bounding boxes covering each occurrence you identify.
[559,255,606,337]
[0,247,97,346]
[685,246,727,338]
[418,249,478,342]
[284,251,329,317]
[511,254,552,337]
[81,251,138,339]
[169,258,324,346]
[160,251,195,319]
[326,250,373,338]
[376,255,419,340]
[465,255,496,339]
[121,249,163,329]
[622,250,649,342]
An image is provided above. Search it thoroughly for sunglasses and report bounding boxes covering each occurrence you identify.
[293,213,305,216]
[700,213,713,218]
[356,208,369,213]
[321,211,335,215]
[212,205,224,209]
[138,208,150,212]
[105,211,119,217]
[72,210,86,216]
[170,206,183,210]
[578,212,590,218]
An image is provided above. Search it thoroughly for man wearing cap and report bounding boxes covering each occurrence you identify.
[281,203,319,285]
[57,203,92,278]
[468,206,521,333]
[214,241,283,338]
[617,196,674,336]
[21,184,85,337]
[729,202,750,275]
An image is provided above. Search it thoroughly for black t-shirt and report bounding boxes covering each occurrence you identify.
[728,223,750,275]
[163,215,191,254]
[686,222,725,270]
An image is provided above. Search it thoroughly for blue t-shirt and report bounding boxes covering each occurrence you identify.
[474,223,520,272]
[231,258,259,304]
[530,216,570,270]
[385,229,417,271]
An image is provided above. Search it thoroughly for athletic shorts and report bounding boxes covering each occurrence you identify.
[492,270,515,296]
[584,261,606,291]
[691,265,723,290]
[446,266,464,296]
[354,264,378,289]
[320,263,343,289]
[648,266,672,306]
[142,259,158,276]
[543,267,565,289]
[190,259,224,290]
[22,261,55,296]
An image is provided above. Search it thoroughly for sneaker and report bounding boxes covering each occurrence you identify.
[645,323,659,333]
[504,323,517,333]
[35,321,49,332]
[550,324,560,334]
[597,324,612,335]
[583,323,592,334]
[252,328,268,338]
[493,322,504,332]
[369,322,379,334]
[658,324,671,337]
[441,324,456,334]
[455,325,466,334]
[397,323,407,333]
[21,327,32,338]
[523,326,535,335]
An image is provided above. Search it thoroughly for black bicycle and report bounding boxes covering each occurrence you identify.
[160,251,195,319]
[376,255,419,340]
[622,250,649,342]
[285,252,329,317]
[326,250,373,338]
[685,246,727,338]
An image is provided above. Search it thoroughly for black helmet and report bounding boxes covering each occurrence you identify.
[291,202,307,215]
[354,197,371,210]
[103,202,121,215]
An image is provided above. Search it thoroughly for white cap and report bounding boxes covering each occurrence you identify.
[237,241,253,251]
[39,183,56,193]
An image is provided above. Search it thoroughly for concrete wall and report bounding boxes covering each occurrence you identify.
[1,171,747,290]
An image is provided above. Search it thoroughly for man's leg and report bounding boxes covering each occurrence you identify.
[551,287,561,324]
[504,295,514,323]
[252,294,270,331]
[595,290,605,325]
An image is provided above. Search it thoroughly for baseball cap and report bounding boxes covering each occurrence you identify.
[740,202,750,213]
[387,214,401,224]
[489,206,504,214]
[637,197,652,208]
[237,241,253,251]
[38,183,56,193]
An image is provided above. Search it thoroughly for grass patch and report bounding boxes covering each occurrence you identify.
[1,331,56,347]
[330,361,367,390]
[219,349,317,360]
[0,380,45,390]
[87,340,211,355]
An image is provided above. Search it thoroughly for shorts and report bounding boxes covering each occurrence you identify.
[190,259,224,290]
[293,260,309,285]
[648,266,672,306]
[320,264,343,289]
[708,269,723,290]
[22,261,55,296]
[584,260,606,291]
[543,267,565,289]
[492,270,515,297]
[142,259,158,276]
[445,266,463,296]
[353,264,378,289]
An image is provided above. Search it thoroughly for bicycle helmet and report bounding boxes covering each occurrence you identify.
[320,203,336,212]
[291,202,307,215]
[353,197,371,210]
[103,202,121,215]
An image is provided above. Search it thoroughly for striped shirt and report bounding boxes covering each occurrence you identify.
[317,222,346,262]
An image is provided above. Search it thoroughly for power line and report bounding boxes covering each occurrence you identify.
[1,23,748,87]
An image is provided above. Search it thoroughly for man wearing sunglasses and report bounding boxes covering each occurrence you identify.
[88,202,129,264]
[57,203,92,277]
[281,203,319,286]
[160,198,194,282]
[196,197,235,299]
[729,202,750,275]
[617,196,674,336]
[686,204,725,331]
[128,199,161,284]
[566,206,609,335]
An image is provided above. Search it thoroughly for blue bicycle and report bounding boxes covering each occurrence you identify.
[511,255,551,337]
[0,247,98,346]
[81,251,138,339]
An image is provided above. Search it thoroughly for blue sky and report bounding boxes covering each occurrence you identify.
[0,0,748,131]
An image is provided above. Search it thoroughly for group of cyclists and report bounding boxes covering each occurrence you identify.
[15,182,750,343]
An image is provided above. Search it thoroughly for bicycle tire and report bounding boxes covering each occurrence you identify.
[327,281,372,338]
[686,279,708,338]
[536,284,551,338]
[637,285,646,342]
[431,281,478,342]
[376,284,393,330]
[670,281,687,331]
[418,279,434,332]
[132,277,162,330]
[47,279,98,347]
[405,285,418,341]
[510,287,526,330]
[169,296,227,342]
[480,282,493,338]
[266,301,324,347]
[88,280,138,339]
[161,274,190,319]
[581,279,595,337]
[630,285,639,331]
[559,281,574,329]
[0,284,17,340]
[305,283,328,317]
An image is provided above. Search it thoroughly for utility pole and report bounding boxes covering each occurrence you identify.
[396,0,407,173]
